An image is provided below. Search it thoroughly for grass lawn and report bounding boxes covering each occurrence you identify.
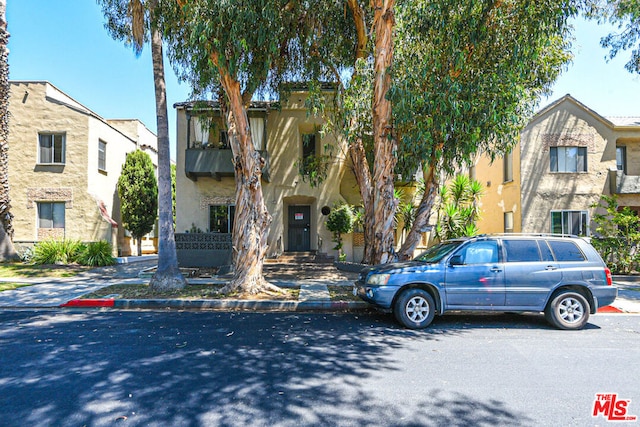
[82,284,301,300]
[327,285,360,302]
[0,283,33,292]
[0,263,91,278]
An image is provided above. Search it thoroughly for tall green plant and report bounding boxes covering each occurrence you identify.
[117,150,158,256]
[326,204,354,261]
[435,175,484,240]
[591,195,640,274]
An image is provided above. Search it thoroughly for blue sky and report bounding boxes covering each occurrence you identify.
[7,1,640,160]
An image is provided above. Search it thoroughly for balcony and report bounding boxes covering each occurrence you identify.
[610,169,640,195]
[185,148,271,182]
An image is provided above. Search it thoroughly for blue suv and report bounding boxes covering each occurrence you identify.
[354,234,617,330]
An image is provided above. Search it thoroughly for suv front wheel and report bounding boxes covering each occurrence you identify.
[394,288,436,329]
[545,290,590,330]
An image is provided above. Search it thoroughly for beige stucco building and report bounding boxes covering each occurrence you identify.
[174,90,364,263]
[8,81,158,256]
[472,143,522,234]
[520,94,640,235]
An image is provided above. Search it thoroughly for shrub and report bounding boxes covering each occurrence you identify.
[32,240,84,265]
[76,241,117,267]
[326,204,354,261]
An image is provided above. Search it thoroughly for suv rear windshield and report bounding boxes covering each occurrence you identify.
[415,241,463,263]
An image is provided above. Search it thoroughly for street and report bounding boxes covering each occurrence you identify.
[0,310,638,426]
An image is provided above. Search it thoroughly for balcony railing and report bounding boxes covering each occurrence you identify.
[610,169,640,195]
[185,148,271,182]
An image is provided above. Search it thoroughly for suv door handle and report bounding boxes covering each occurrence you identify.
[490,267,502,273]
[545,266,558,270]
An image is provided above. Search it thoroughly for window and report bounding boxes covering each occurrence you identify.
[504,212,514,233]
[209,205,235,233]
[38,133,65,164]
[302,133,316,159]
[551,210,588,236]
[457,240,499,264]
[503,240,541,262]
[616,146,626,173]
[37,202,65,229]
[503,150,513,182]
[550,146,587,172]
[548,240,586,262]
[98,140,106,171]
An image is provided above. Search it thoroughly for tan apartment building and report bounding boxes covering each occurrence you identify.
[8,81,158,256]
[174,90,363,265]
[520,94,640,235]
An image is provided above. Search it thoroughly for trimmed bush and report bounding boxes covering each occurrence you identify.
[76,241,117,267]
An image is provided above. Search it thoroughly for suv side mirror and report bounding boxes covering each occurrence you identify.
[449,255,464,266]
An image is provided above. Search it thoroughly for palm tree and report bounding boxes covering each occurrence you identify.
[0,0,18,261]
[99,0,185,290]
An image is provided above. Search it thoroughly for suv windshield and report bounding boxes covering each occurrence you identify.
[414,241,463,263]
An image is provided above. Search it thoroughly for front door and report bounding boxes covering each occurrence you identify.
[288,205,311,252]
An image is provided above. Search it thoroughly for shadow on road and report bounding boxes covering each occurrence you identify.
[0,311,534,426]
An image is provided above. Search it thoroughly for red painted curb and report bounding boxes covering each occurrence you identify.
[597,305,623,313]
[61,299,115,308]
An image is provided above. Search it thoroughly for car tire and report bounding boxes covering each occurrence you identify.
[394,288,436,329]
[545,290,590,330]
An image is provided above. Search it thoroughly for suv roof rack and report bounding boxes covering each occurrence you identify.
[476,233,580,238]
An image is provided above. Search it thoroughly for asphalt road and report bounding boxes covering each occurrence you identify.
[0,310,638,426]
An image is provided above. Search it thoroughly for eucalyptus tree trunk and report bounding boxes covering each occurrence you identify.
[397,163,438,260]
[215,58,280,295]
[370,0,398,265]
[0,0,17,261]
[148,21,186,291]
[345,0,378,265]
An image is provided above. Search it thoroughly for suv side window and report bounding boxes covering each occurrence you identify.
[537,240,555,261]
[458,241,499,264]
[548,240,586,261]
[503,239,541,262]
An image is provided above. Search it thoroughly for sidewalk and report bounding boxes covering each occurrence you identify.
[0,258,639,314]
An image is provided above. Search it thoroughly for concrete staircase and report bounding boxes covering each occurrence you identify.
[265,251,335,264]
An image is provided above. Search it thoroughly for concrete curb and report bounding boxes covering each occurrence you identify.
[61,298,371,312]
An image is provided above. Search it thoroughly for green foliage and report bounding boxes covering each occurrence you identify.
[591,195,640,274]
[31,240,116,266]
[435,175,484,240]
[391,0,576,178]
[117,150,158,240]
[298,154,331,188]
[32,240,84,265]
[589,0,640,75]
[326,204,354,260]
[76,241,117,267]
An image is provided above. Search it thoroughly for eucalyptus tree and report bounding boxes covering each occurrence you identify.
[99,0,186,290]
[162,0,308,294]
[391,0,576,260]
[593,0,640,74]
[301,0,398,265]
[0,0,17,261]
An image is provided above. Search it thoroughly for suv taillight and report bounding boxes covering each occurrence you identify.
[605,267,613,286]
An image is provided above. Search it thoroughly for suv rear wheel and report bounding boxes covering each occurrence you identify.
[394,288,435,329]
[545,290,590,330]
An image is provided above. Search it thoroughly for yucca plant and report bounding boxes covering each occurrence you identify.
[32,240,83,265]
[76,241,116,267]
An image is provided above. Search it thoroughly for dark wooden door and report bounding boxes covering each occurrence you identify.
[288,205,311,252]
